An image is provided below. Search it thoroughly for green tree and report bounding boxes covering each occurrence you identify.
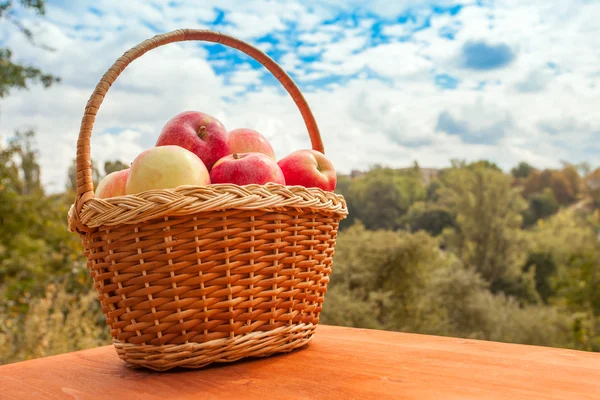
[322,224,572,348]
[467,160,502,172]
[522,252,557,303]
[438,165,529,287]
[511,161,536,179]
[0,132,90,314]
[425,179,442,202]
[346,167,426,231]
[104,160,128,175]
[522,188,559,227]
[321,223,447,330]
[412,263,571,346]
[553,249,600,351]
[401,201,457,236]
[527,209,600,350]
[0,0,60,98]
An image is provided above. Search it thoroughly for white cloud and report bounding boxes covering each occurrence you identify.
[299,31,335,44]
[229,65,263,86]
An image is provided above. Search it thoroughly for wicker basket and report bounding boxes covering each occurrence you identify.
[67,29,347,371]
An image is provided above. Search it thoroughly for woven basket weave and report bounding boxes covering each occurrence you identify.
[67,29,347,371]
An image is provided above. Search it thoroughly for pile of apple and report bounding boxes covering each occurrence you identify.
[95,111,337,198]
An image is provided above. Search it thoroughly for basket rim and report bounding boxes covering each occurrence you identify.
[68,182,347,233]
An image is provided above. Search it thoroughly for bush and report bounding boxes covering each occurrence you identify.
[0,284,109,365]
[401,201,457,236]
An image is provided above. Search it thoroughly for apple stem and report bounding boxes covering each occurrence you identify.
[197,126,207,139]
[233,153,240,160]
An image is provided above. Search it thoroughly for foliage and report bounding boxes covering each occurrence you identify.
[0,283,109,364]
[104,160,128,175]
[322,224,572,347]
[339,167,426,231]
[437,165,529,287]
[522,188,559,227]
[587,168,600,208]
[0,0,60,98]
[400,201,457,236]
[522,167,584,205]
[425,179,441,202]
[527,209,600,351]
[511,161,536,179]
[0,133,89,316]
[466,159,502,172]
[321,223,446,330]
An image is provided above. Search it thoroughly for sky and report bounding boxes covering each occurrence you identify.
[1,0,599,193]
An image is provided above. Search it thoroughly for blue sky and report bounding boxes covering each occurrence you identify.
[2,0,600,192]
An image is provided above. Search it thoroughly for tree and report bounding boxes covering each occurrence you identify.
[438,165,529,287]
[426,180,442,202]
[511,161,536,179]
[587,168,600,208]
[346,167,426,231]
[0,133,90,316]
[321,223,572,348]
[103,160,128,175]
[0,130,42,196]
[523,169,579,205]
[552,249,600,351]
[521,188,559,227]
[0,0,60,98]
[525,209,600,350]
[401,201,457,236]
[560,164,584,200]
[321,223,447,330]
[467,160,502,172]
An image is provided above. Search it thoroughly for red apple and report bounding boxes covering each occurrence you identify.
[210,152,285,186]
[126,145,210,194]
[228,128,276,160]
[95,169,129,198]
[156,111,229,170]
[277,149,336,191]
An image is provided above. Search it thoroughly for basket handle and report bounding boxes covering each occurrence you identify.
[74,29,324,209]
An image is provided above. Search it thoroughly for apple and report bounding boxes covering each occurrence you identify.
[125,145,210,194]
[156,111,229,170]
[95,169,129,198]
[210,152,285,186]
[277,149,336,191]
[228,128,276,160]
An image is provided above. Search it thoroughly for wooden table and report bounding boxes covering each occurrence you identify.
[1,325,598,399]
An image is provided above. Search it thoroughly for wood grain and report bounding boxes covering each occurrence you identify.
[1,325,598,400]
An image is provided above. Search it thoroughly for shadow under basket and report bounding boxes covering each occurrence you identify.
[67,29,348,371]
